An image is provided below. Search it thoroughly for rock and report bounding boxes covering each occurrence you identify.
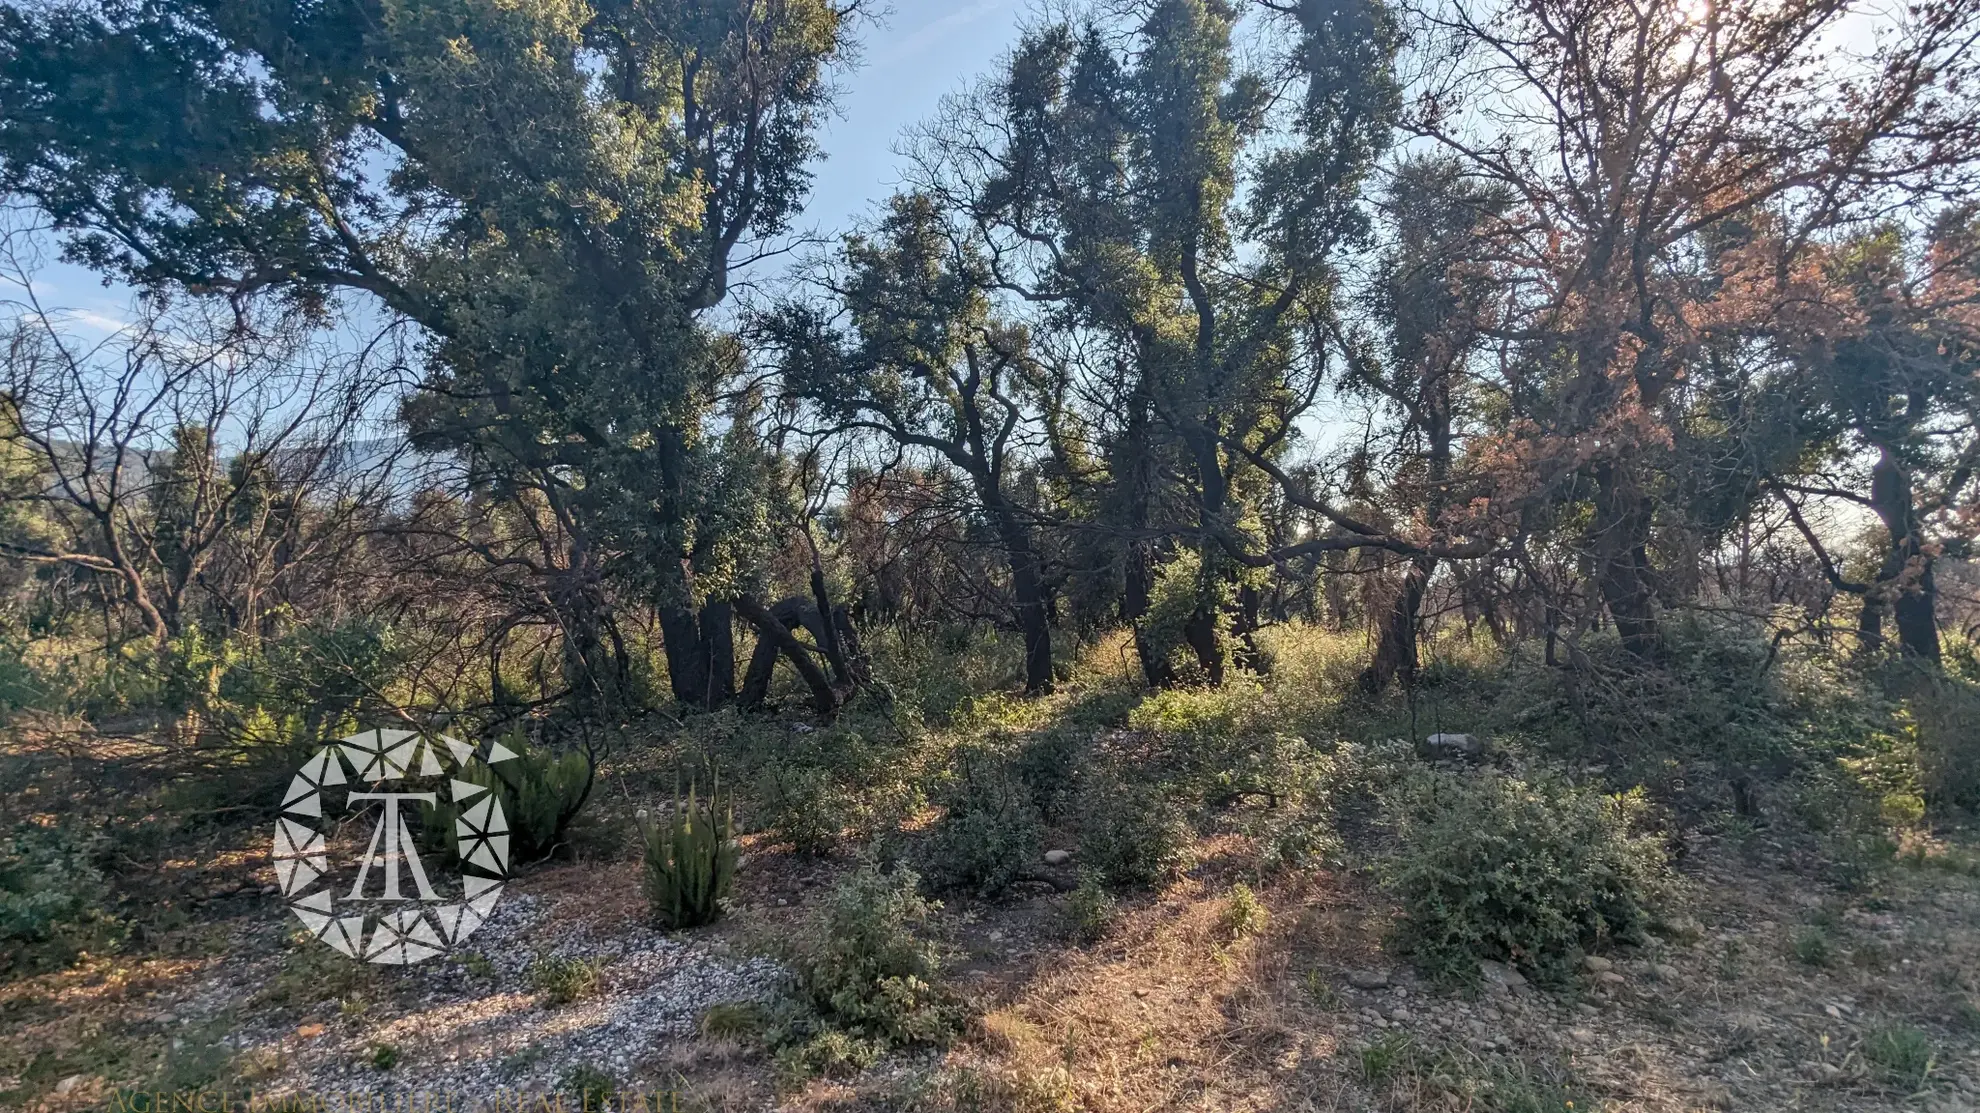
[1651,963,1679,981]
[55,1075,86,1094]
[1596,971,1625,986]
[1479,959,1527,990]
[1424,732,1483,756]
[1347,969,1391,990]
[1570,1027,1595,1043]
[1043,849,1072,866]
[260,884,279,895]
[1582,955,1614,974]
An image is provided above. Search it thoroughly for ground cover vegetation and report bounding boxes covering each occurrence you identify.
[1,0,1979,1107]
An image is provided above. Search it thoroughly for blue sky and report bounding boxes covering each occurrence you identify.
[14,1,1030,333]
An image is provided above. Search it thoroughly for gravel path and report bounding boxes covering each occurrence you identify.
[242,892,787,1100]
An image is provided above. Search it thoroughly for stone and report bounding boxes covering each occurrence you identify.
[1479,959,1527,990]
[1387,1007,1411,1023]
[1424,732,1483,756]
[1043,849,1072,866]
[1582,955,1614,974]
[1597,971,1625,986]
[1651,963,1679,981]
[1570,1027,1595,1043]
[1347,969,1391,990]
[56,1075,86,1094]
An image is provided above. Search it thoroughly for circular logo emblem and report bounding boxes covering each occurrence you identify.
[271,728,515,964]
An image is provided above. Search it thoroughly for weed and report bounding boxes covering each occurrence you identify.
[458,951,494,978]
[559,1063,618,1105]
[1791,927,1834,967]
[370,1043,399,1071]
[700,1001,769,1041]
[1863,1024,1934,1089]
[528,954,604,1005]
[1359,1032,1414,1081]
[1219,883,1268,941]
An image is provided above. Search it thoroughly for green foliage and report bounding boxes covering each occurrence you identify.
[1863,1024,1934,1089]
[701,1001,772,1041]
[1139,550,1231,685]
[527,954,604,1005]
[0,822,123,973]
[1791,926,1834,967]
[640,783,739,930]
[1908,672,1980,813]
[1060,872,1118,945]
[426,729,592,866]
[782,861,956,1047]
[1381,769,1673,983]
[369,1043,400,1071]
[1076,772,1197,889]
[922,750,1045,897]
[1219,883,1268,941]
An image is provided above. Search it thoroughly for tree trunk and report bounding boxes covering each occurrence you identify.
[735,594,839,713]
[1590,460,1660,657]
[1360,554,1435,692]
[659,601,737,708]
[988,508,1054,694]
[1861,447,1940,660]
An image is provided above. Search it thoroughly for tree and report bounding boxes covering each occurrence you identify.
[913,0,1413,684]
[1402,0,1980,656]
[774,193,1059,693]
[0,0,858,706]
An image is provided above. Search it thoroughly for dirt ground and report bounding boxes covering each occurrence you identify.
[4,727,1979,1112]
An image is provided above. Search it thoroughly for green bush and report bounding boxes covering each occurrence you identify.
[1380,768,1673,983]
[1909,673,1980,813]
[640,783,738,930]
[0,822,124,972]
[1076,773,1196,889]
[1060,871,1117,945]
[922,751,1045,897]
[782,861,956,1047]
[425,728,592,865]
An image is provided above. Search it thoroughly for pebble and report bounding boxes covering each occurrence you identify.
[1597,971,1626,986]
[1347,969,1391,990]
[1651,963,1679,981]
[1570,1027,1595,1043]
[56,1076,86,1094]
[1479,959,1527,989]
[1582,955,1614,974]
[1043,849,1072,866]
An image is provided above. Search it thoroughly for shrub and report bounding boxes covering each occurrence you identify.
[640,783,738,930]
[426,728,592,865]
[922,751,1045,897]
[783,861,956,1047]
[527,954,604,1004]
[1060,871,1117,945]
[1076,773,1196,889]
[1863,1024,1934,1089]
[1909,673,1980,813]
[1380,768,1673,983]
[1220,883,1269,941]
[0,822,124,972]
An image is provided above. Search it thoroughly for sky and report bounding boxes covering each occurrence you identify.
[11,1,1032,335]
